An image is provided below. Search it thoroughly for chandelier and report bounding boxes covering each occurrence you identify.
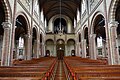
[59,0,62,33]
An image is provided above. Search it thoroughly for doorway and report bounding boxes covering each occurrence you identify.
[57,50,64,60]
[56,39,65,60]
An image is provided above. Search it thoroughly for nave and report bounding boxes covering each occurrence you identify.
[0,56,120,80]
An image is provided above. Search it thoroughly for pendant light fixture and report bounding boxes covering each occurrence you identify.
[59,0,62,32]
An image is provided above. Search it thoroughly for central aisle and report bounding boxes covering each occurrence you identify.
[54,60,67,80]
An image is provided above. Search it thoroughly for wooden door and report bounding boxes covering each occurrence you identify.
[57,50,64,60]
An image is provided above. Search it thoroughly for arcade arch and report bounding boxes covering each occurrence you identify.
[91,14,107,59]
[14,15,30,60]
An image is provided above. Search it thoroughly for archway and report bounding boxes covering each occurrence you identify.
[14,15,28,60]
[54,18,67,34]
[67,39,75,56]
[84,27,89,57]
[0,0,5,61]
[56,39,65,60]
[93,15,106,59]
[32,28,37,58]
[115,0,120,60]
[45,39,54,56]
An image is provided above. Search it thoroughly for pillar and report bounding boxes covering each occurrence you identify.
[65,43,67,56]
[76,43,80,56]
[41,42,45,57]
[16,40,19,59]
[79,42,82,57]
[24,34,32,60]
[32,39,40,58]
[43,42,46,57]
[54,43,56,56]
[40,43,43,57]
[92,34,97,60]
[89,34,93,59]
[109,21,119,64]
[81,39,87,58]
[36,40,40,58]
[89,34,97,60]
[33,40,37,58]
[1,22,11,66]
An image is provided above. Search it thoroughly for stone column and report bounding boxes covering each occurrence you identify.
[32,33,40,58]
[24,34,32,60]
[65,43,67,56]
[89,34,97,59]
[76,43,80,56]
[81,40,84,58]
[16,40,19,59]
[81,39,87,58]
[92,34,97,60]
[75,43,77,56]
[1,22,11,66]
[33,39,40,58]
[33,40,37,58]
[43,43,46,57]
[79,42,82,57]
[36,40,40,58]
[40,43,42,57]
[0,35,3,60]
[89,34,93,59]
[42,36,45,57]
[41,42,45,57]
[54,43,56,56]
[109,21,119,64]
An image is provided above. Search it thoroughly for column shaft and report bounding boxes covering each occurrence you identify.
[1,22,11,66]
[110,21,119,64]
[92,34,97,60]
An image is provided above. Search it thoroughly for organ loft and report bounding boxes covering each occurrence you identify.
[0,0,120,79]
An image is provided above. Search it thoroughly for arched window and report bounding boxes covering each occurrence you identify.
[45,18,47,28]
[77,8,80,23]
[34,0,39,14]
[74,18,76,28]
[19,37,24,48]
[81,0,86,14]
[41,9,44,23]
[97,37,102,47]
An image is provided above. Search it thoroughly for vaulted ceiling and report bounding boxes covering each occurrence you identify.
[39,0,81,22]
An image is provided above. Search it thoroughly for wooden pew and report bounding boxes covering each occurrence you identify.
[0,57,57,80]
[64,56,120,80]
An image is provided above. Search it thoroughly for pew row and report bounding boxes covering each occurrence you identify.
[64,56,120,80]
[0,57,57,80]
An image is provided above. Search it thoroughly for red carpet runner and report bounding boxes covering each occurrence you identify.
[54,60,67,80]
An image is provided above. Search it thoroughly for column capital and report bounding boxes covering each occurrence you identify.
[90,34,93,38]
[24,34,31,38]
[2,22,11,29]
[109,20,119,27]
[90,34,96,38]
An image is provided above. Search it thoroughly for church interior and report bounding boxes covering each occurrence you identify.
[0,0,120,80]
